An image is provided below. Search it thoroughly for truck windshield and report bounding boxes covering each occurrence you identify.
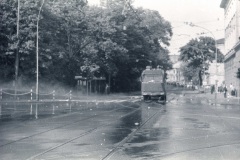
[142,75,162,82]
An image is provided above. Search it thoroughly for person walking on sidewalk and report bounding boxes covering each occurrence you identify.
[230,83,234,96]
[105,84,110,95]
[211,85,215,94]
[223,85,227,98]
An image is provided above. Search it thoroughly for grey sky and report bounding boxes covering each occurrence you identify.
[88,0,224,54]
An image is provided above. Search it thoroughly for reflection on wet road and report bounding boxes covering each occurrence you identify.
[118,96,240,160]
[1,95,240,160]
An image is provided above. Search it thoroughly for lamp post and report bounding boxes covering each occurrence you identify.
[36,0,45,101]
[186,22,218,105]
[15,0,20,99]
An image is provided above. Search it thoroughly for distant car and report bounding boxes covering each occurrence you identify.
[199,87,205,93]
[204,85,211,89]
[186,84,193,89]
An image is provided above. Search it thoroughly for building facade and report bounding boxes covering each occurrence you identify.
[206,62,224,86]
[220,0,240,92]
[167,55,185,84]
[205,38,225,87]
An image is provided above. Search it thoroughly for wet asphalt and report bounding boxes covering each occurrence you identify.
[0,92,240,160]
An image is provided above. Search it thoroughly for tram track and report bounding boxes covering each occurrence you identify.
[0,92,179,160]
[153,139,240,159]
[101,103,165,160]
[151,96,240,159]
[0,101,117,122]
[0,100,140,122]
[0,101,139,148]
[26,102,146,160]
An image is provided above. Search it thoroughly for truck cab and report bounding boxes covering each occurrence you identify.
[141,66,166,103]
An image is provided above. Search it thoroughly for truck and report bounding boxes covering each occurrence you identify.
[141,66,166,103]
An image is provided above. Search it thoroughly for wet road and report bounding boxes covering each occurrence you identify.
[1,93,240,160]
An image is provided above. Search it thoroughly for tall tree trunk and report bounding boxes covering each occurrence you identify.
[108,74,111,93]
[67,28,72,57]
[199,69,202,86]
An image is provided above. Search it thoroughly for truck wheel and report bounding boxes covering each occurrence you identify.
[143,95,150,101]
[158,95,166,104]
[163,95,167,104]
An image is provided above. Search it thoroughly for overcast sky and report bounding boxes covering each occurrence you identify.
[88,0,224,54]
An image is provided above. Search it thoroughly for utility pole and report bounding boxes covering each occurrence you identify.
[15,0,20,99]
[36,0,45,101]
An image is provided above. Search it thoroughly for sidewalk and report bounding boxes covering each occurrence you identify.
[0,92,141,104]
[194,91,240,106]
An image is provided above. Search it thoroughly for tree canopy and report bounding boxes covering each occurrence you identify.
[0,0,173,92]
[179,36,224,86]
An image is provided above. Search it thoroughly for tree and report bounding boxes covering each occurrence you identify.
[0,0,39,82]
[0,0,173,93]
[99,1,173,91]
[0,0,16,81]
[41,0,89,85]
[181,63,199,84]
[179,36,224,86]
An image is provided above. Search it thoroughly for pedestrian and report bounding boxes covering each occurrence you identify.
[230,83,234,96]
[223,85,227,98]
[234,89,237,97]
[105,84,110,94]
[211,85,215,94]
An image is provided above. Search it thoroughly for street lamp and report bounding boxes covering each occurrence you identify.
[36,0,45,101]
[186,22,218,105]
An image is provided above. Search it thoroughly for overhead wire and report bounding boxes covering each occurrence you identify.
[171,18,223,29]
[125,1,225,54]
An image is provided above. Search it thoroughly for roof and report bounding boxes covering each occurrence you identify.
[173,61,181,69]
[216,38,225,45]
[142,69,163,75]
[224,41,240,62]
[75,76,106,80]
[220,0,228,8]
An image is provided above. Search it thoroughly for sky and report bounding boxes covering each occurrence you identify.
[88,0,224,55]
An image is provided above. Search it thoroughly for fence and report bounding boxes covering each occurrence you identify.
[0,88,73,101]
